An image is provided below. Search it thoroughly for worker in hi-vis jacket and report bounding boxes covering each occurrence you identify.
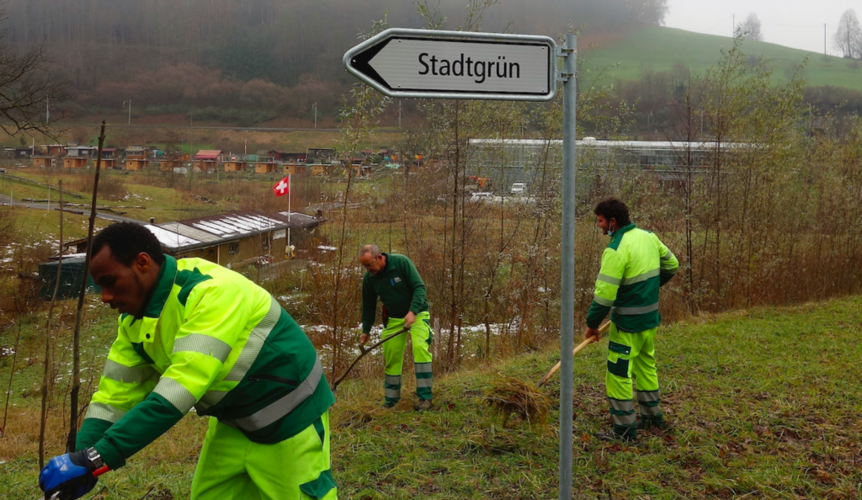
[585,198,678,442]
[39,222,336,500]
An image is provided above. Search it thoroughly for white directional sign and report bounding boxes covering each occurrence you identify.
[344,28,557,101]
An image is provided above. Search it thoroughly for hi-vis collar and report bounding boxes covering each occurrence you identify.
[124,256,178,344]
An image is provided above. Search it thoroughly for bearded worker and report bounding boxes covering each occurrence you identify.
[39,222,336,500]
[358,244,433,410]
[585,198,678,442]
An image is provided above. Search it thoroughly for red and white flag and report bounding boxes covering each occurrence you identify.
[273,176,290,197]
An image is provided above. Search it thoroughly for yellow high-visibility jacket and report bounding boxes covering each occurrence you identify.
[77,256,334,469]
[587,224,678,332]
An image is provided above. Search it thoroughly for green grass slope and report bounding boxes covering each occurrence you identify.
[1,297,860,498]
[583,25,862,93]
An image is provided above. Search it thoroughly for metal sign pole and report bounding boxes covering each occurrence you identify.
[559,33,577,500]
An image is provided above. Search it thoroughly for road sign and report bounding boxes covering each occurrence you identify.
[344,28,557,101]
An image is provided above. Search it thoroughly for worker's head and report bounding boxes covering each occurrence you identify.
[358,244,385,275]
[594,198,631,236]
[90,222,165,317]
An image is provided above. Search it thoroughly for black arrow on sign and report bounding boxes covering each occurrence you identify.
[349,38,393,91]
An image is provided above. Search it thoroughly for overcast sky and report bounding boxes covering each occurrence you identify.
[665,0,854,55]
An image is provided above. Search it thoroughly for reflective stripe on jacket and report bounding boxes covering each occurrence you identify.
[586,224,678,332]
[77,256,334,469]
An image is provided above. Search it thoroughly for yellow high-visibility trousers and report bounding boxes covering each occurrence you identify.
[191,411,336,500]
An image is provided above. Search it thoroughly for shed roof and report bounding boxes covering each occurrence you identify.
[177,211,286,239]
[156,222,222,244]
[273,212,321,228]
[62,209,321,256]
[194,150,222,160]
[144,224,200,249]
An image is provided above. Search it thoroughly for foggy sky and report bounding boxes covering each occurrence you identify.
[665,0,852,55]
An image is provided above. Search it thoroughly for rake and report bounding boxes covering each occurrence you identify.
[536,321,610,388]
[330,327,410,391]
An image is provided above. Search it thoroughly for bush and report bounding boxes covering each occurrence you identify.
[73,174,128,202]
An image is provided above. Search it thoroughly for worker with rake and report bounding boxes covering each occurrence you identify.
[359,244,434,410]
[39,222,336,500]
[585,199,678,442]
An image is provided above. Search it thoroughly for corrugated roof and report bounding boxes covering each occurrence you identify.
[275,212,319,226]
[144,224,200,249]
[61,210,312,255]
[156,222,222,244]
[179,211,286,239]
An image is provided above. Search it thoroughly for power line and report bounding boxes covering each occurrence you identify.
[761,22,827,29]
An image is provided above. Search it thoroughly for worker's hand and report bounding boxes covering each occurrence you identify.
[404,311,416,329]
[585,327,601,343]
[39,450,98,500]
[360,333,370,344]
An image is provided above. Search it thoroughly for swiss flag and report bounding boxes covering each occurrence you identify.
[273,176,290,197]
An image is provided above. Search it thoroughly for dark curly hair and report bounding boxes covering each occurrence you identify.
[91,222,165,266]
[594,198,631,227]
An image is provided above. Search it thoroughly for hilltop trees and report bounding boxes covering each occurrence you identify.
[834,9,862,59]
[736,13,764,42]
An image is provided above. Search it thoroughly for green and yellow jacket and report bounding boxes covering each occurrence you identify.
[586,224,679,333]
[361,253,428,334]
[77,256,334,469]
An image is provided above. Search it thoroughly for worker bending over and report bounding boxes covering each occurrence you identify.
[359,244,434,410]
[39,222,336,500]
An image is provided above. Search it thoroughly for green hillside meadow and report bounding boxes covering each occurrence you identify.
[582,25,862,92]
[1,296,860,498]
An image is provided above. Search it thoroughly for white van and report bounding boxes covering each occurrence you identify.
[510,182,526,195]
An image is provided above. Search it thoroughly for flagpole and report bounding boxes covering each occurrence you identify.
[287,174,291,251]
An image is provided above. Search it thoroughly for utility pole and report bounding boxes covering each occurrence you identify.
[46,97,49,124]
[123,100,132,125]
[824,24,827,55]
[312,102,317,129]
[398,100,402,129]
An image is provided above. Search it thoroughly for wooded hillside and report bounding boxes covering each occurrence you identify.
[3,0,667,121]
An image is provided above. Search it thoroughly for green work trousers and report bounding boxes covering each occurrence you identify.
[190,411,336,500]
[382,311,433,405]
[605,323,662,437]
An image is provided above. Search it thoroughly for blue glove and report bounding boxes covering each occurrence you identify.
[39,450,98,500]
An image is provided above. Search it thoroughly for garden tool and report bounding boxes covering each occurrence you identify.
[537,321,610,388]
[330,326,410,391]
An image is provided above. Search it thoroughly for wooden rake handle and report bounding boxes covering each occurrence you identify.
[330,327,410,391]
[537,321,610,388]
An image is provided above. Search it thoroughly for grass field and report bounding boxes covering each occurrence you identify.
[1,295,860,498]
[582,25,862,93]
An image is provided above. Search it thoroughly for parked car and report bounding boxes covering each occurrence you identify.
[510,182,526,195]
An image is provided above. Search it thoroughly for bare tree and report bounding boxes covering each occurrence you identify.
[834,9,862,59]
[0,6,66,135]
[736,13,764,42]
